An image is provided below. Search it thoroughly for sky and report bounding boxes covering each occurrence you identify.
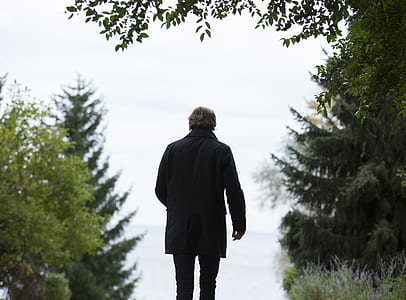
[1,0,330,233]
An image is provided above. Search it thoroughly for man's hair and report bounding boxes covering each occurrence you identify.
[188,106,216,131]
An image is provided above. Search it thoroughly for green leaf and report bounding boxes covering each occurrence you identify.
[200,33,205,42]
[140,32,149,39]
[66,6,77,13]
[85,9,94,16]
[282,38,290,47]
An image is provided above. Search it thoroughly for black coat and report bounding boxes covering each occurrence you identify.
[155,128,246,258]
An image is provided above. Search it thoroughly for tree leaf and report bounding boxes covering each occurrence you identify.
[66,6,77,13]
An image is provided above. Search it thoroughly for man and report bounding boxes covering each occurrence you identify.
[155,106,246,300]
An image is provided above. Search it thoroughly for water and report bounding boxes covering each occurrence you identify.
[128,225,286,300]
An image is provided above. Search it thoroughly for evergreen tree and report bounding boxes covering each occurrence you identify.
[54,77,142,300]
[273,95,406,270]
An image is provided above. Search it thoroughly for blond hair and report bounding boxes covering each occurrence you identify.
[188,106,216,131]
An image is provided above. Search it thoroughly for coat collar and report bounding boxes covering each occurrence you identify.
[186,128,217,140]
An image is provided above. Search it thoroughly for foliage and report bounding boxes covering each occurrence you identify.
[0,74,6,102]
[66,1,405,117]
[397,166,406,188]
[287,253,406,300]
[313,1,406,118]
[0,83,103,299]
[253,160,288,209]
[54,76,142,300]
[282,266,297,293]
[304,99,337,130]
[66,0,349,50]
[271,94,406,270]
[254,100,335,209]
[43,273,72,300]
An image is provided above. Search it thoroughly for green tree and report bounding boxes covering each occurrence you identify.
[268,95,406,270]
[43,273,72,300]
[54,77,142,300]
[66,0,350,49]
[0,83,103,299]
[398,166,406,188]
[0,74,6,102]
[313,1,406,117]
[66,0,405,117]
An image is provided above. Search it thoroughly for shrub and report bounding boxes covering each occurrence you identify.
[287,253,406,300]
[43,273,71,300]
[283,266,298,293]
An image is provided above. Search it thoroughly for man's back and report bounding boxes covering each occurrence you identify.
[156,128,245,257]
[164,128,227,215]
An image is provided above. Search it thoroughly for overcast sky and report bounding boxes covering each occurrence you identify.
[1,0,330,233]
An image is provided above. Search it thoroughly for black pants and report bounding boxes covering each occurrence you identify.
[173,254,220,300]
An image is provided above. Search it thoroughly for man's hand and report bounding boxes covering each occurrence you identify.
[232,231,244,241]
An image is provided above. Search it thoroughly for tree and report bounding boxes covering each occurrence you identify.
[398,167,406,188]
[66,0,406,117]
[54,77,142,300]
[268,95,406,270]
[313,1,406,118]
[0,74,6,102]
[66,0,349,49]
[43,273,72,300]
[254,100,338,208]
[0,82,103,299]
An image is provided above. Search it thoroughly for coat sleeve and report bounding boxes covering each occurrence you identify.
[222,146,246,234]
[155,147,169,207]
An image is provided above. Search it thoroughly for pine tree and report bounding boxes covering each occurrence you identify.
[54,76,142,300]
[273,95,406,270]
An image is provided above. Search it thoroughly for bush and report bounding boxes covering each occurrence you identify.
[287,253,406,300]
[283,266,297,293]
[43,273,71,300]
